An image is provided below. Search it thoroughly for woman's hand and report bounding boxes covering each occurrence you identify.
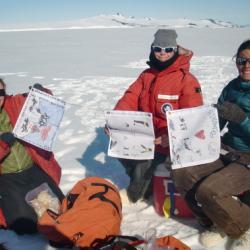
[154,134,169,148]
[104,125,110,136]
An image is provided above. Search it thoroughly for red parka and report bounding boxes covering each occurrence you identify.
[115,50,203,155]
[0,93,62,227]
[0,94,61,183]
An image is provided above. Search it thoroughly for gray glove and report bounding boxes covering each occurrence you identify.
[216,101,247,124]
[0,132,15,147]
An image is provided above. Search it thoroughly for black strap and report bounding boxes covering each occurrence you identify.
[89,183,121,216]
[46,209,59,219]
[97,235,143,250]
[220,152,240,166]
[66,193,79,209]
[65,182,121,216]
[111,241,137,250]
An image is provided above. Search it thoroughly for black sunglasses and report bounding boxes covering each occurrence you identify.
[152,46,177,53]
[236,57,250,66]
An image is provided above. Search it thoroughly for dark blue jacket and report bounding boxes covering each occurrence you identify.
[218,77,250,151]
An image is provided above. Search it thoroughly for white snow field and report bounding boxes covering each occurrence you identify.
[0,25,249,250]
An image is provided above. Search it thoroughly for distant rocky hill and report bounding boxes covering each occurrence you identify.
[0,13,247,32]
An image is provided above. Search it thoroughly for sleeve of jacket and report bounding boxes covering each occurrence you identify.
[114,73,144,111]
[217,85,229,130]
[178,73,203,108]
[219,81,250,138]
[237,116,250,138]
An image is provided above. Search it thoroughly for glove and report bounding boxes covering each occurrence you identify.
[33,83,44,91]
[216,101,247,124]
[220,152,240,166]
[33,83,53,95]
[0,132,15,147]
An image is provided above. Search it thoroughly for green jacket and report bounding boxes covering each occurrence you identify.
[0,109,33,173]
[218,77,250,151]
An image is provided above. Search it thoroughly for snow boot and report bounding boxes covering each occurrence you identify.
[199,226,228,248]
[126,161,154,203]
[230,228,250,250]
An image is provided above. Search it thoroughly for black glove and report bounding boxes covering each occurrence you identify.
[0,132,15,147]
[220,152,240,166]
[32,83,44,91]
[216,101,247,124]
[30,83,52,95]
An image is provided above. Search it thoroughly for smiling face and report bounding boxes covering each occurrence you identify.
[236,49,250,81]
[154,49,175,62]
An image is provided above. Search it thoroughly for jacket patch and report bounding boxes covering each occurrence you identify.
[158,94,179,100]
[161,103,173,114]
[195,87,202,93]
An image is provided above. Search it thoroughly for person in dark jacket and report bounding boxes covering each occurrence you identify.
[172,40,250,250]
[107,29,203,203]
[0,79,64,235]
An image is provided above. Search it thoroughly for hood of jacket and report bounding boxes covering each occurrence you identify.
[147,46,193,76]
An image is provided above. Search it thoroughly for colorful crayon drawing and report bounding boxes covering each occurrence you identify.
[13,88,65,151]
[105,110,155,160]
[166,105,220,169]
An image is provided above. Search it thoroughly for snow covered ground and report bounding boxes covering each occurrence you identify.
[0,26,250,249]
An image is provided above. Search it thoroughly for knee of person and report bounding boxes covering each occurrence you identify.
[196,181,218,204]
[172,169,197,190]
[10,218,37,235]
[172,169,184,184]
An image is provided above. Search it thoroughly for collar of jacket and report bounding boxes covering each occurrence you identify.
[234,76,250,93]
[147,51,179,71]
[147,52,192,76]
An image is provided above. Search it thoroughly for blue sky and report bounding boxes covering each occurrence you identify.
[0,0,249,25]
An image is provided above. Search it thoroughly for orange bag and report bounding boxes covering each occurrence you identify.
[156,235,191,250]
[38,177,122,249]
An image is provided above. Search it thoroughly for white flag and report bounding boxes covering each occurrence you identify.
[13,88,65,151]
[105,110,155,160]
[166,105,220,169]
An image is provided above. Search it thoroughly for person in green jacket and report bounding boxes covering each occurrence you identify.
[0,79,64,235]
[172,40,250,250]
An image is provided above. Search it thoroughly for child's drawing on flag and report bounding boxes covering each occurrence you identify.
[166,105,221,169]
[13,88,65,151]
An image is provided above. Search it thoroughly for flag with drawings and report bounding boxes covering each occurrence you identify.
[13,88,65,151]
[105,110,155,160]
[166,105,220,169]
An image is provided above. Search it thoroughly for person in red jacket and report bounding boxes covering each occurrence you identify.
[111,29,203,202]
[0,79,64,235]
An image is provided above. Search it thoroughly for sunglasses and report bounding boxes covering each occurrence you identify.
[236,57,250,66]
[152,46,177,53]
